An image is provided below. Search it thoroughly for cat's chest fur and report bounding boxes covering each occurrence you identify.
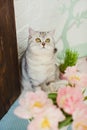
[26,50,56,86]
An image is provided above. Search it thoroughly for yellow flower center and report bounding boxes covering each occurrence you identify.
[76,122,87,130]
[70,75,80,81]
[33,101,43,108]
[41,118,50,128]
[60,97,65,106]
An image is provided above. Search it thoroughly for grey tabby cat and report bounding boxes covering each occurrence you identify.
[21,28,59,92]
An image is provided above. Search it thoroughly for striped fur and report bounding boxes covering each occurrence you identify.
[21,28,58,92]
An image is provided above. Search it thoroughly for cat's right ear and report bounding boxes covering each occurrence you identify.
[29,28,36,36]
[48,30,55,36]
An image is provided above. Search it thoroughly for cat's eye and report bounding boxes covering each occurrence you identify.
[45,38,50,43]
[35,38,41,43]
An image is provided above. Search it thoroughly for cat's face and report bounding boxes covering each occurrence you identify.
[28,28,55,52]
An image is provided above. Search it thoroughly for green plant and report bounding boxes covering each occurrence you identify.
[59,49,79,73]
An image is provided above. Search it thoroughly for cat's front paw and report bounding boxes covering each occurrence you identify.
[40,80,68,93]
[40,82,58,93]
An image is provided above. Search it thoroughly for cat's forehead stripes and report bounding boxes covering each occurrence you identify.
[39,32,47,38]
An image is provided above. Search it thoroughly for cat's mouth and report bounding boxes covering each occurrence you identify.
[41,44,46,48]
[42,46,45,49]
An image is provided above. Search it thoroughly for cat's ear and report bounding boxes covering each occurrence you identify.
[49,30,55,36]
[29,28,36,36]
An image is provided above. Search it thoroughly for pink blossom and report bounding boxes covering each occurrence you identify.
[57,86,84,114]
[72,104,87,130]
[75,74,87,89]
[64,66,77,78]
[27,106,65,130]
[64,66,87,88]
[63,66,79,86]
[14,90,53,119]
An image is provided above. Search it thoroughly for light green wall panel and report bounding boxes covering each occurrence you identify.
[56,0,87,58]
[71,43,87,58]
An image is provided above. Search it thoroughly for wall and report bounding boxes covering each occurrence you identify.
[14,0,87,59]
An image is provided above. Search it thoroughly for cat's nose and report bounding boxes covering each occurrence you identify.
[42,42,45,47]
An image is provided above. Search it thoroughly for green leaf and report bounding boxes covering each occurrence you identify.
[84,96,87,101]
[82,88,86,94]
[59,49,79,73]
[59,116,73,129]
[48,93,57,99]
[48,93,57,104]
[29,117,34,122]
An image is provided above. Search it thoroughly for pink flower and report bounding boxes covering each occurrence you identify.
[57,86,84,114]
[14,90,53,119]
[75,74,87,89]
[72,104,87,130]
[63,66,79,86]
[27,106,65,130]
[64,66,87,88]
[64,66,77,78]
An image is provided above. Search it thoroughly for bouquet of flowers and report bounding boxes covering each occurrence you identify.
[14,66,87,130]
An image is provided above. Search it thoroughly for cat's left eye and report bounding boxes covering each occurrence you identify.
[45,38,50,43]
[35,38,41,43]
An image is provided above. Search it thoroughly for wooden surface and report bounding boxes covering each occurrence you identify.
[0,0,20,119]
